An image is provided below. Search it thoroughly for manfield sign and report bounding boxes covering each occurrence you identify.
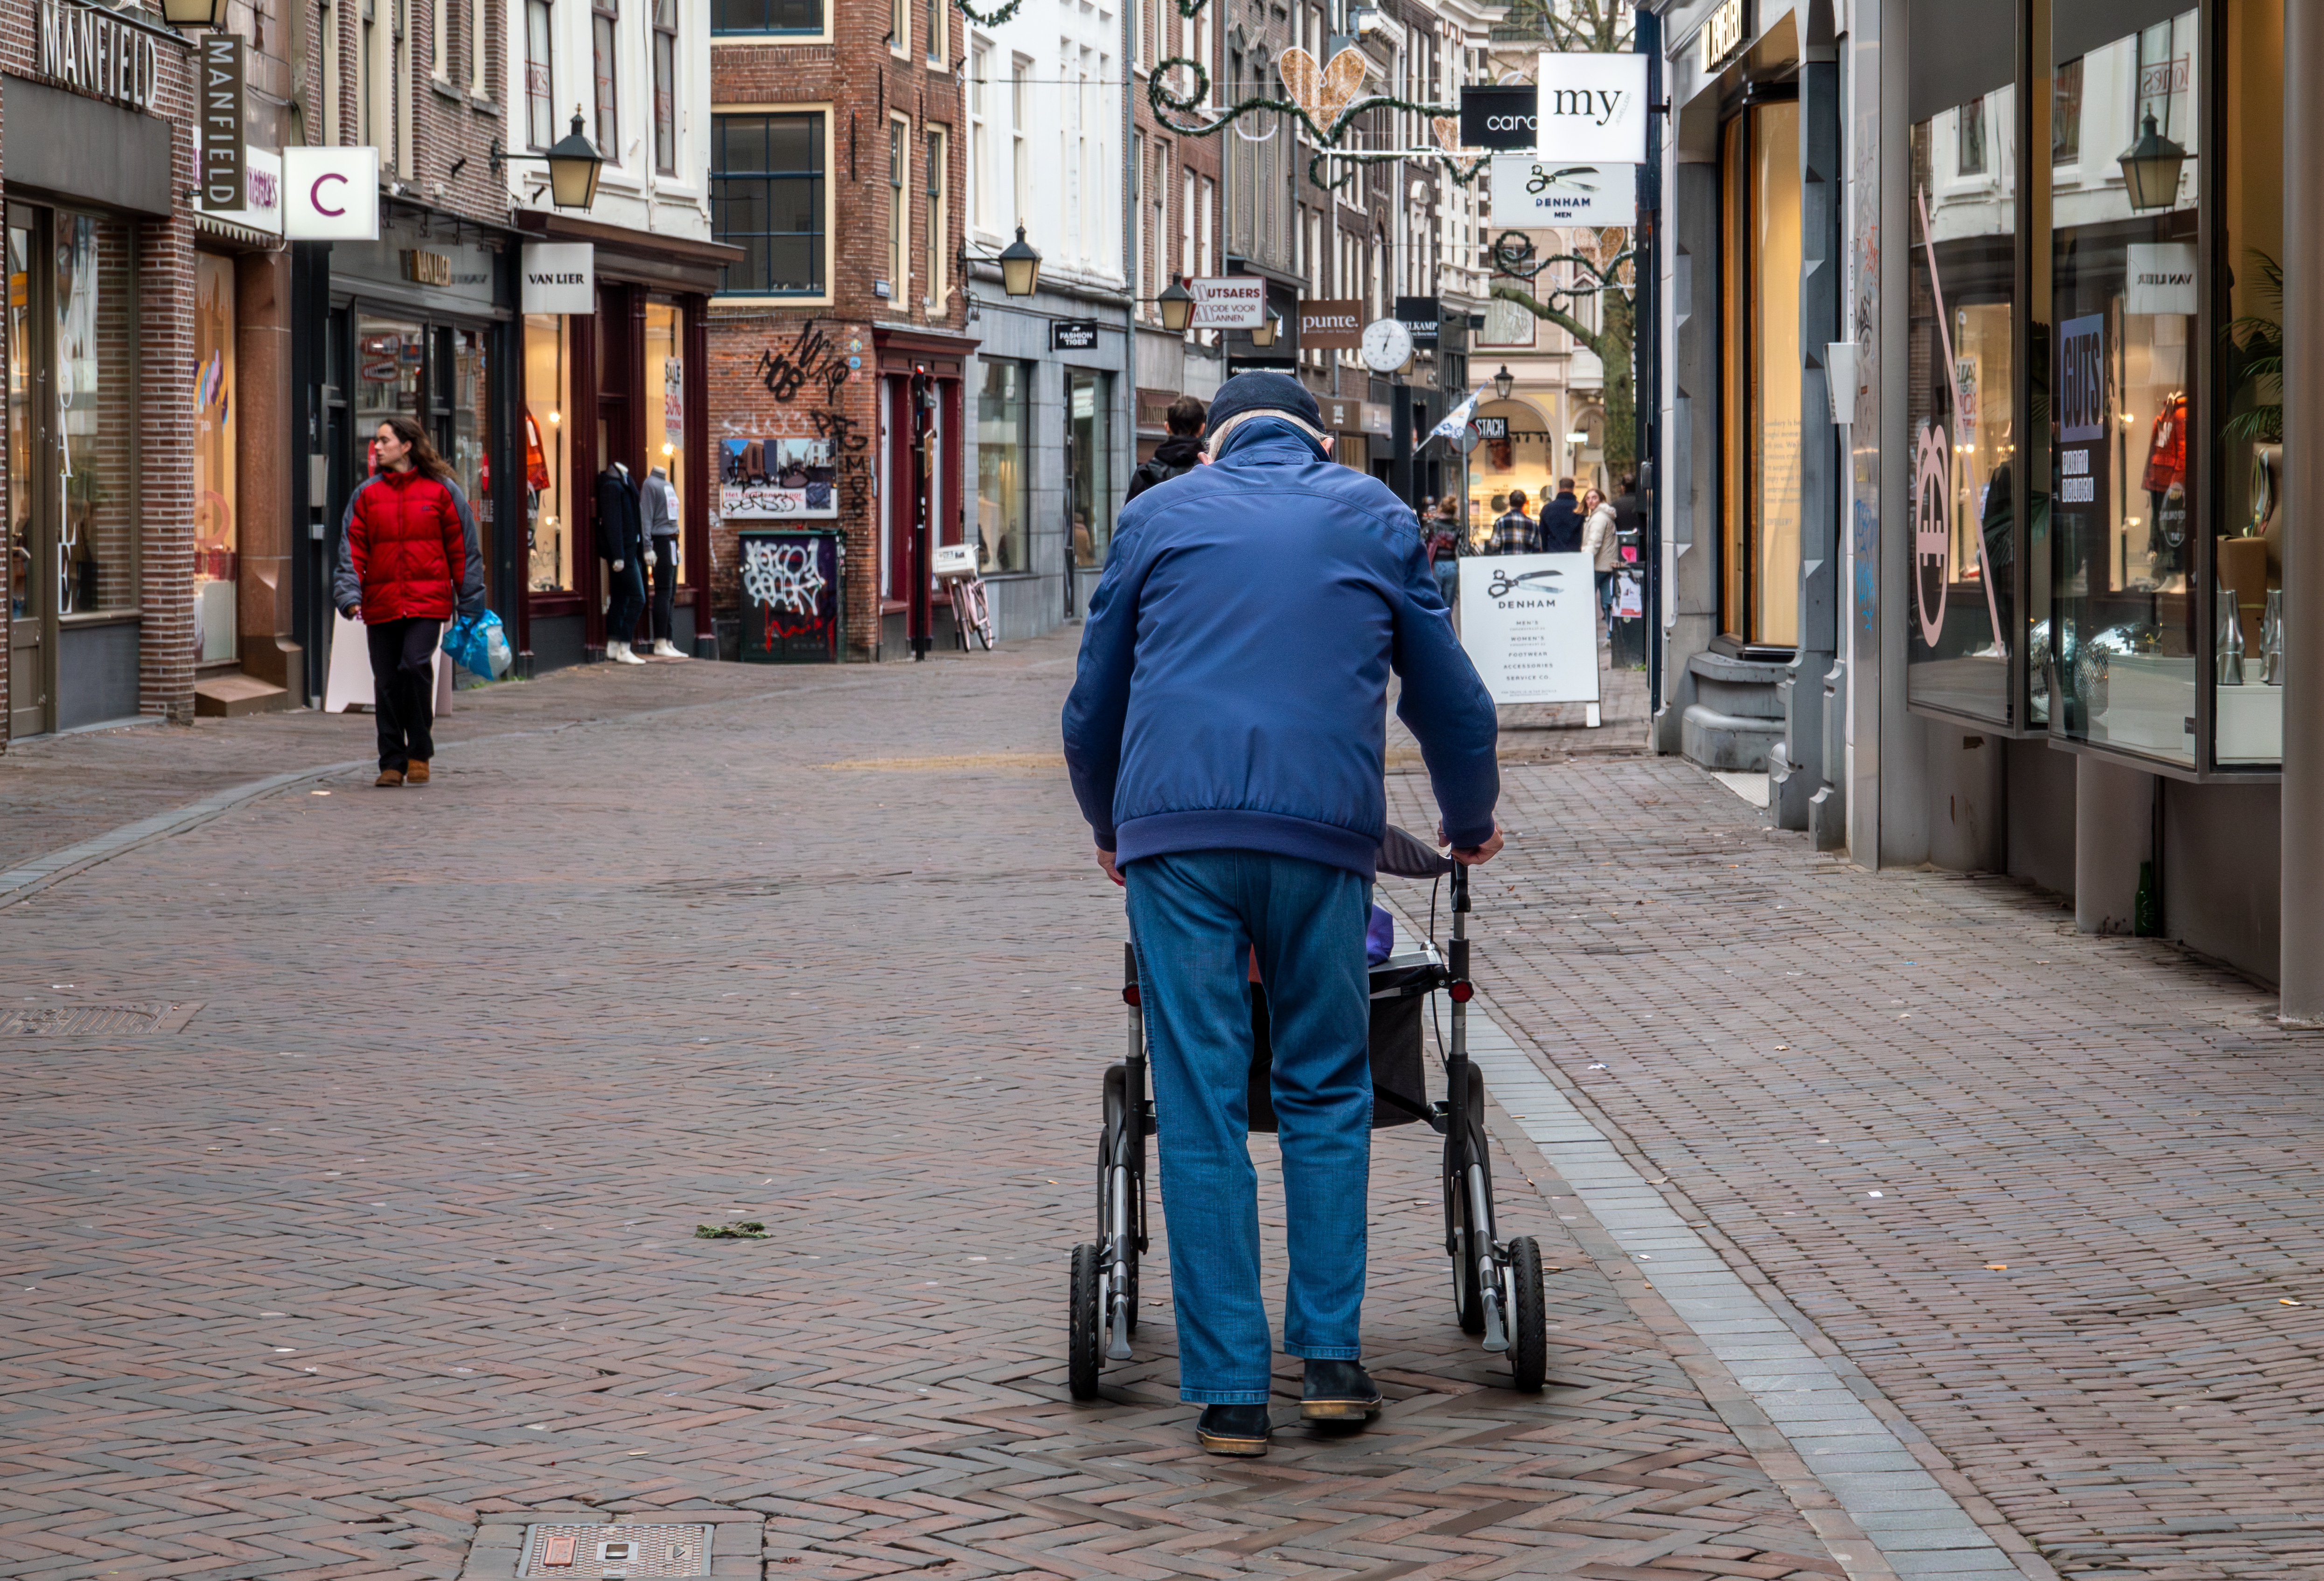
[198,35,245,213]
[35,0,165,113]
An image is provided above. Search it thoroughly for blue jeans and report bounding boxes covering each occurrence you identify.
[1124,850,1373,1402]
[1433,559,1459,610]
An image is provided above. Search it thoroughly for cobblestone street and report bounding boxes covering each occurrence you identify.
[2,634,2318,1581]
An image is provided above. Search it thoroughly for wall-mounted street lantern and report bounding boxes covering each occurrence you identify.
[490,109,607,210]
[2118,111,2189,212]
[158,0,229,28]
[1156,275,1196,335]
[997,226,1043,297]
[1492,365,1514,401]
[1249,309,1282,348]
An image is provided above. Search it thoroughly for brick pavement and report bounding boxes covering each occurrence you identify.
[0,632,1839,1581]
[1387,728,2324,1581]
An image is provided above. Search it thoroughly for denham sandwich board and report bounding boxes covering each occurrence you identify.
[1459,552,1602,713]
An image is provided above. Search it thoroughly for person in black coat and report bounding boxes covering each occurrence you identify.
[1126,394,1208,502]
[1539,477,1584,554]
[595,462,649,664]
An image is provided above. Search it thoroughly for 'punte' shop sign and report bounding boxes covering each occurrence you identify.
[36,0,166,114]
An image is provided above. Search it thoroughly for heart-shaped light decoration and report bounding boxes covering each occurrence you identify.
[1278,47,1322,122]
[1431,116,1482,157]
[1278,45,1368,132]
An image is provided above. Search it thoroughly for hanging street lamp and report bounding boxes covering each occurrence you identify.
[158,0,229,27]
[997,226,1043,297]
[1492,365,1515,401]
[1249,308,1281,348]
[1156,275,1196,335]
[2118,111,2189,212]
[490,109,608,210]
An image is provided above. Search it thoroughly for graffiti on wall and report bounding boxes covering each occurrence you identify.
[757,321,853,405]
[720,435,836,519]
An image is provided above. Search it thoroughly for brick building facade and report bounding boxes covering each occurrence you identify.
[706,0,972,661]
[3,0,202,740]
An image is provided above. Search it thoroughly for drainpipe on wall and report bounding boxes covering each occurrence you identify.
[2282,1,2324,1021]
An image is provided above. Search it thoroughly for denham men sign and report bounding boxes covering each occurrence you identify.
[35,0,166,114]
[199,35,246,212]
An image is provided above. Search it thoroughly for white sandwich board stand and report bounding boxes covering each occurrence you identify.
[321,609,452,717]
[1458,551,1601,727]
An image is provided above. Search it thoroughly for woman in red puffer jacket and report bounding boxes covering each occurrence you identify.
[331,416,485,787]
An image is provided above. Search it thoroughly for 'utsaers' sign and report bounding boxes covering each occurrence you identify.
[36,0,166,114]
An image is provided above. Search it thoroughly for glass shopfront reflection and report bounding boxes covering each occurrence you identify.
[1906,2,2020,723]
[2050,5,2200,766]
[1719,90,1801,653]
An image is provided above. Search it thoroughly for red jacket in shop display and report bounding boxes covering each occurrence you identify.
[340,469,468,622]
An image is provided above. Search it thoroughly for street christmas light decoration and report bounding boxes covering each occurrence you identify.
[949,0,1486,193]
[490,109,607,209]
[2117,110,2189,211]
[1488,227,1643,476]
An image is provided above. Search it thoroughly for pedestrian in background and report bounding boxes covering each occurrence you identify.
[1540,477,1584,554]
[1580,485,1619,623]
[333,417,483,788]
[1127,394,1207,502]
[643,465,687,659]
[1426,500,1462,609]
[1489,489,1539,555]
[596,461,649,665]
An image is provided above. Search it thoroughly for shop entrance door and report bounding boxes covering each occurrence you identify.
[7,209,52,738]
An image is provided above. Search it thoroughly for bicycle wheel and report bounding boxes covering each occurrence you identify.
[1068,1242,1103,1400]
[1506,1235,1548,1392]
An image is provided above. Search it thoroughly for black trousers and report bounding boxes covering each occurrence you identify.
[366,616,439,770]
[649,536,678,644]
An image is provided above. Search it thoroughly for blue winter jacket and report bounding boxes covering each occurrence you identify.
[1062,418,1499,879]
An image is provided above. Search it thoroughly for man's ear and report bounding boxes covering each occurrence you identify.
[1319,433,1334,456]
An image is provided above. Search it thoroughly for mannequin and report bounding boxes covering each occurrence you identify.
[643,464,686,658]
[596,460,649,663]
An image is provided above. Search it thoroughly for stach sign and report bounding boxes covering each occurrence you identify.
[1534,52,1648,165]
[1459,84,1537,150]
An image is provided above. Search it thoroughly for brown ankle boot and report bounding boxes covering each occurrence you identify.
[406,761,430,785]
[375,768,405,787]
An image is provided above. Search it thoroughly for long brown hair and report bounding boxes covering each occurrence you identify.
[377,415,454,483]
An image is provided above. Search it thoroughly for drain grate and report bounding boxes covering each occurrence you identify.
[1,1003,202,1036]
[519,1524,712,1578]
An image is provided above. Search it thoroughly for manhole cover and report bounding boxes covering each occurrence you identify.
[0,1003,202,1036]
[520,1523,712,1577]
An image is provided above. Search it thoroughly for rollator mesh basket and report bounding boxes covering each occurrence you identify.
[1246,963,1431,1132]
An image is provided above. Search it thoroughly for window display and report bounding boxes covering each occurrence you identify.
[643,299,686,582]
[1906,1,2017,723]
[976,358,1028,573]
[57,214,135,618]
[1718,91,1801,651]
[2050,6,2199,766]
[524,313,572,592]
[194,253,237,664]
[2212,0,2282,765]
[1067,369,1113,569]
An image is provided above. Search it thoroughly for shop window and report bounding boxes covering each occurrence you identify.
[525,0,554,147]
[1717,92,1801,653]
[712,111,826,296]
[2052,56,2083,165]
[976,359,1029,573]
[652,0,676,173]
[924,0,942,64]
[591,0,619,157]
[468,0,487,96]
[53,215,136,620]
[889,0,907,55]
[970,46,990,231]
[451,327,492,600]
[643,300,687,585]
[2050,6,2200,766]
[523,313,572,591]
[2214,0,2283,765]
[194,254,238,664]
[1067,369,1114,569]
[711,0,818,32]
[1905,3,2018,725]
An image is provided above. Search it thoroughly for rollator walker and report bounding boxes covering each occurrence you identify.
[1066,829,1548,1399]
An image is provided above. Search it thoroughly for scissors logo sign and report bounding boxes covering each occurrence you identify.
[1915,423,1951,646]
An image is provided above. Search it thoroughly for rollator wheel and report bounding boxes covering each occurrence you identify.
[1506,1236,1548,1392]
[1443,1064,1489,1335]
[1068,1243,1103,1400]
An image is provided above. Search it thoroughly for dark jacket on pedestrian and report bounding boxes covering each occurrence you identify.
[1125,434,1203,502]
[1063,417,1499,880]
[331,469,485,621]
[1539,490,1584,554]
[595,465,647,566]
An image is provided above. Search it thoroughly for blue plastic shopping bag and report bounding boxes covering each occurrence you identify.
[442,609,513,680]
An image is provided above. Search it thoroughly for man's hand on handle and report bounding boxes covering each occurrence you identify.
[1096,847,1124,886]
[1439,820,1504,865]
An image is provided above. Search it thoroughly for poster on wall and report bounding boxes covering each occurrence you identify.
[1458,551,1601,708]
[719,436,837,519]
[737,529,843,662]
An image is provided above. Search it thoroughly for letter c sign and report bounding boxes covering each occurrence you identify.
[311,172,347,217]
[283,146,380,239]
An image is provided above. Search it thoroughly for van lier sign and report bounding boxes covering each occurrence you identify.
[521,243,595,313]
[36,0,166,114]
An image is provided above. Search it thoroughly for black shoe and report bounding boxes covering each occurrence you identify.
[1301,1359,1384,1421]
[1194,1403,1273,1456]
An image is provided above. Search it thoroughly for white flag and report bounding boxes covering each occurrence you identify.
[1431,388,1483,441]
